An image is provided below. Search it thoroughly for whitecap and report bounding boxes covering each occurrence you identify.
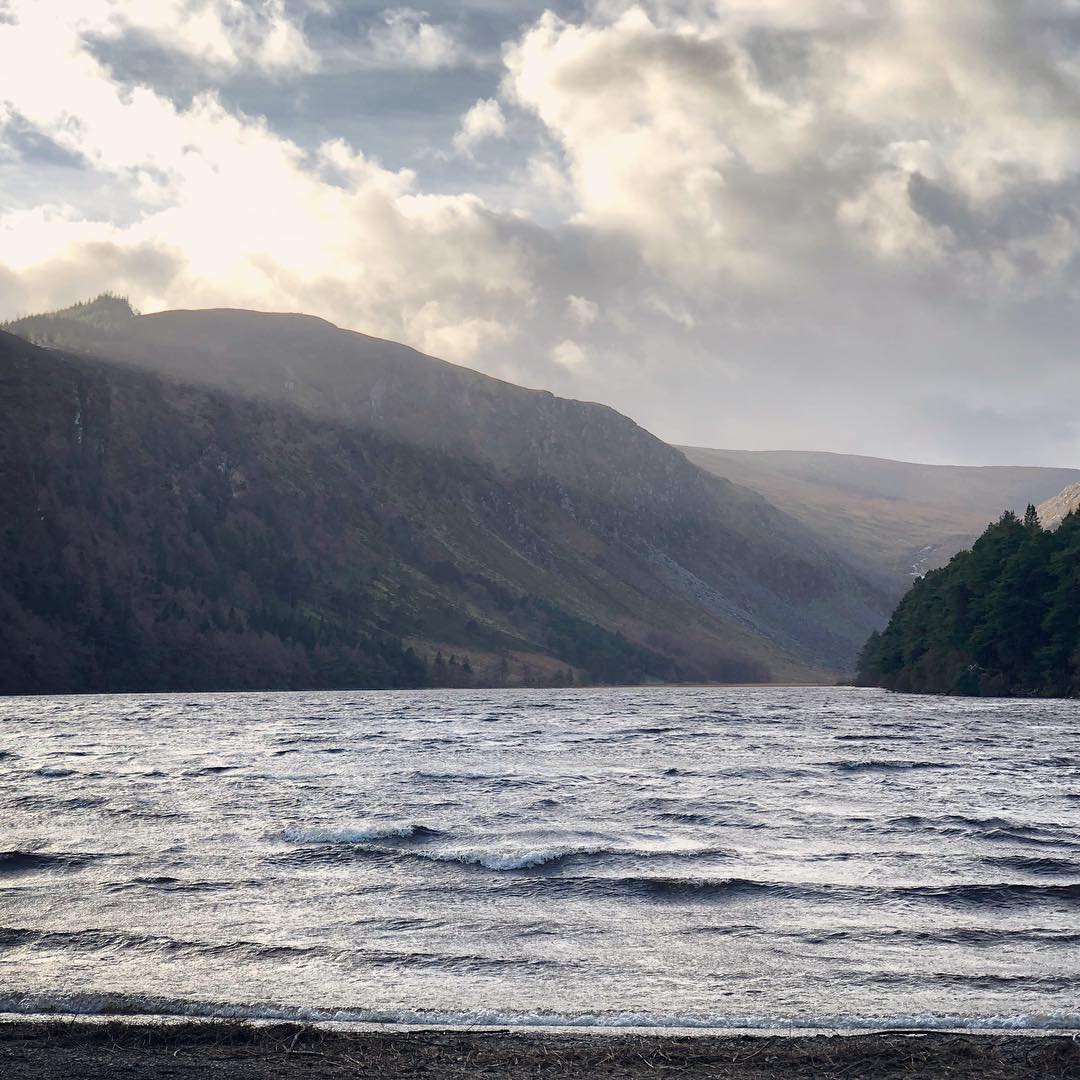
[416,845,609,871]
[282,823,432,844]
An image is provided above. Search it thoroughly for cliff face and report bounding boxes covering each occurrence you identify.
[0,309,893,693]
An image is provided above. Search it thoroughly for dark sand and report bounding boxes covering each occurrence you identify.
[1,1020,1078,1078]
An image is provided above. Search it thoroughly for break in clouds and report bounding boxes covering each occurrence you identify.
[2,0,1080,464]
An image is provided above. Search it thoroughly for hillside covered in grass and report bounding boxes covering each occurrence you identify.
[682,447,1080,587]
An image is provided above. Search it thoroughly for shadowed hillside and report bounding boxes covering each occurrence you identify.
[681,447,1080,587]
[0,305,895,693]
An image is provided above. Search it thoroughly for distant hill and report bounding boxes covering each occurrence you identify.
[1037,482,1080,530]
[680,447,1080,588]
[857,507,1080,697]
[0,305,893,693]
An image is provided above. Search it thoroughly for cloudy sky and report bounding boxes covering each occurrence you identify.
[2,1,1080,465]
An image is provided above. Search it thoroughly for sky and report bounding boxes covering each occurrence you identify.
[2,1,1080,465]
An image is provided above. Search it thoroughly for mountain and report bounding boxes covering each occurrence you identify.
[0,303,893,694]
[1037,482,1080,531]
[857,507,1080,697]
[680,447,1080,586]
[4,293,137,339]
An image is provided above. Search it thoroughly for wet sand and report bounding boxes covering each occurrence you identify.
[1,1020,1078,1078]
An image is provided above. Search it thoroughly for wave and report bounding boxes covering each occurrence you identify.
[412,771,547,788]
[8,795,109,812]
[982,855,1080,876]
[505,874,1080,908]
[832,759,956,773]
[0,927,570,974]
[275,841,726,873]
[279,825,732,872]
[415,844,612,871]
[103,876,243,894]
[0,850,94,875]
[280,828,1080,891]
[1,991,1077,1033]
[863,971,1079,992]
[512,875,812,903]
[282,823,441,845]
[656,812,715,825]
[893,882,1080,907]
[832,733,909,742]
[791,926,1080,947]
[980,828,1080,848]
[0,926,328,961]
[886,814,1079,847]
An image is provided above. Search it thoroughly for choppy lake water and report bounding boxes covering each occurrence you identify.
[1,686,1078,1032]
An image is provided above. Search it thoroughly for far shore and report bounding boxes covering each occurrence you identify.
[0,680,848,699]
[1,1018,1078,1079]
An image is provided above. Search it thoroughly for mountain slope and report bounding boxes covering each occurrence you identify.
[0,307,894,692]
[681,447,1080,586]
[1037,482,1080,530]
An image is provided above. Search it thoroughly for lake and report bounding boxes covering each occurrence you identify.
[1,686,1078,1031]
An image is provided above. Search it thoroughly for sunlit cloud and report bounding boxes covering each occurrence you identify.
[453,98,507,156]
[3,0,1080,464]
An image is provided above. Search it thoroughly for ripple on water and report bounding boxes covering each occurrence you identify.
[0,686,1077,1029]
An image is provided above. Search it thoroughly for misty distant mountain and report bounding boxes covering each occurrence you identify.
[0,301,893,693]
[681,447,1080,587]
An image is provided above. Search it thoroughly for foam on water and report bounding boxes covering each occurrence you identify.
[1,991,1078,1035]
[282,823,437,844]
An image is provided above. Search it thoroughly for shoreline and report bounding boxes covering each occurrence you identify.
[2,1019,1078,1079]
[0,681,845,700]
[3,1008,1077,1038]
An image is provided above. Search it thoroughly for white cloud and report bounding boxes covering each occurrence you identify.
[504,7,814,286]
[550,338,586,369]
[366,8,462,70]
[81,0,317,73]
[0,0,532,359]
[503,2,1080,298]
[565,294,598,326]
[411,302,517,361]
[453,98,507,156]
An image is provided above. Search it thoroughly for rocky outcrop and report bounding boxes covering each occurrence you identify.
[1036,482,1080,530]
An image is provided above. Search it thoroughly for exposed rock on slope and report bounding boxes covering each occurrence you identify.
[1036,482,1080,530]
[0,307,894,692]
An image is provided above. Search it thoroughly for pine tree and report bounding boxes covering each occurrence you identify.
[858,507,1080,697]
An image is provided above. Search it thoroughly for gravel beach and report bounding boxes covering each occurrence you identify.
[1,1020,1078,1079]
